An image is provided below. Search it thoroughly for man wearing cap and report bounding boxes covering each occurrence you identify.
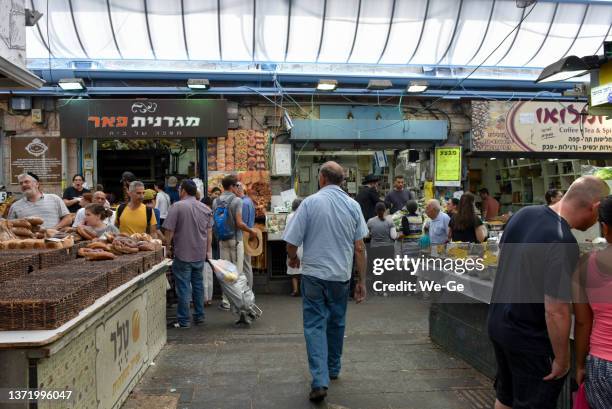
[355,174,381,222]
[115,181,158,235]
[143,189,162,227]
[8,173,72,229]
[166,176,180,204]
[236,182,256,289]
[163,180,213,328]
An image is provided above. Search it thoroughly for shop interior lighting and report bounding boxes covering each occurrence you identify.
[187,79,210,90]
[58,78,86,91]
[317,79,338,91]
[536,56,590,83]
[489,157,496,160]
[407,81,428,93]
[367,79,393,90]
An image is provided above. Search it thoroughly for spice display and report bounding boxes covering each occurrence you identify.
[208,129,268,173]
[208,137,217,171]
[217,137,226,171]
[235,130,248,170]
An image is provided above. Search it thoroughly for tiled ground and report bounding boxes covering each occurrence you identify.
[123,294,494,409]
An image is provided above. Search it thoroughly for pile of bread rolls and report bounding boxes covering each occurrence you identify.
[0,218,76,250]
[76,232,162,261]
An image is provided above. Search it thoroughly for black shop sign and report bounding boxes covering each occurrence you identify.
[59,99,227,138]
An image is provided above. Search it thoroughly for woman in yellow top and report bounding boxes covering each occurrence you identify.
[115,181,158,235]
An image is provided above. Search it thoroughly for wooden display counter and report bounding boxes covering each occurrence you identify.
[0,260,170,409]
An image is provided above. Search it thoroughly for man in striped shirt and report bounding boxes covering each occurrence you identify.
[8,173,72,229]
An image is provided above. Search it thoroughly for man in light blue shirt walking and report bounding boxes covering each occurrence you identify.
[283,161,368,403]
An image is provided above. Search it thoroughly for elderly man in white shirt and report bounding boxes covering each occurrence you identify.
[424,199,450,245]
[73,191,115,227]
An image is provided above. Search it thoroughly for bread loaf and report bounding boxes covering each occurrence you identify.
[12,227,34,238]
[10,219,32,229]
[45,239,63,249]
[21,239,37,249]
[25,217,44,226]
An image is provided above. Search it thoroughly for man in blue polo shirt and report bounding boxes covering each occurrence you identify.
[283,161,368,403]
[237,182,256,289]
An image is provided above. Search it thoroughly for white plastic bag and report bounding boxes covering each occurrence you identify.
[208,259,239,283]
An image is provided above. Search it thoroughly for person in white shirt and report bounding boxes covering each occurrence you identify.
[154,180,171,225]
[73,191,115,227]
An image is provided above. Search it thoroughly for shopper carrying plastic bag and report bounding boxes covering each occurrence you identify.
[208,259,262,325]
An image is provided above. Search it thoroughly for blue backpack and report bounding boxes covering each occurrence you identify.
[213,198,235,240]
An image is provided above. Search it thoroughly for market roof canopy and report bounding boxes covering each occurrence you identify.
[26,0,612,71]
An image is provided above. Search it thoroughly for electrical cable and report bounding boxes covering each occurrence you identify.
[414,1,539,115]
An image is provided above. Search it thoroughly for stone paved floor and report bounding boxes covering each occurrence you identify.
[123,294,495,409]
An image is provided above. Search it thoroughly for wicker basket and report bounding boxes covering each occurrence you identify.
[0,254,39,283]
[39,247,76,269]
[0,278,89,330]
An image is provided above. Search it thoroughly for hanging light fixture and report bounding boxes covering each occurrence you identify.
[407,80,428,93]
[58,78,86,91]
[187,79,210,89]
[317,79,338,91]
[535,56,590,83]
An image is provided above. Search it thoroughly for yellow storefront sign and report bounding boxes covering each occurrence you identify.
[435,147,462,187]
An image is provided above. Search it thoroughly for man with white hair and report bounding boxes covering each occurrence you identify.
[424,199,450,245]
[8,173,72,229]
[115,181,157,235]
[73,191,116,227]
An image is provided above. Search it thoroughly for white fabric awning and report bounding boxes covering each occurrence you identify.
[26,0,612,71]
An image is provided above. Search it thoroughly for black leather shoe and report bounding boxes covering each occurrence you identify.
[330,374,339,380]
[309,387,327,402]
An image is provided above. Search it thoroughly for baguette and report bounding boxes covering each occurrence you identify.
[7,240,21,249]
[77,225,97,240]
[9,219,32,229]
[33,239,46,249]
[45,239,63,249]
[12,227,34,238]
[25,217,44,226]
[21,239,37,249]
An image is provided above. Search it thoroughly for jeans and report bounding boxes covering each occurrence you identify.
[173,258,205,325]
[301,275,350,389]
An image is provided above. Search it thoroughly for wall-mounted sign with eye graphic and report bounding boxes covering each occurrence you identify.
[10,136,63,184]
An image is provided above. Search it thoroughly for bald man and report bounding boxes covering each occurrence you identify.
[488,176,609,409]
[73,191,116,227]
[283,161,368,403]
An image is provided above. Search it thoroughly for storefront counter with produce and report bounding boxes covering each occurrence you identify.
[0,220,168,409]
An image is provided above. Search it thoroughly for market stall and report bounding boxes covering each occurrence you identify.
[0,220,167,409]
[206,129,288,290]
[468,101,612,218]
